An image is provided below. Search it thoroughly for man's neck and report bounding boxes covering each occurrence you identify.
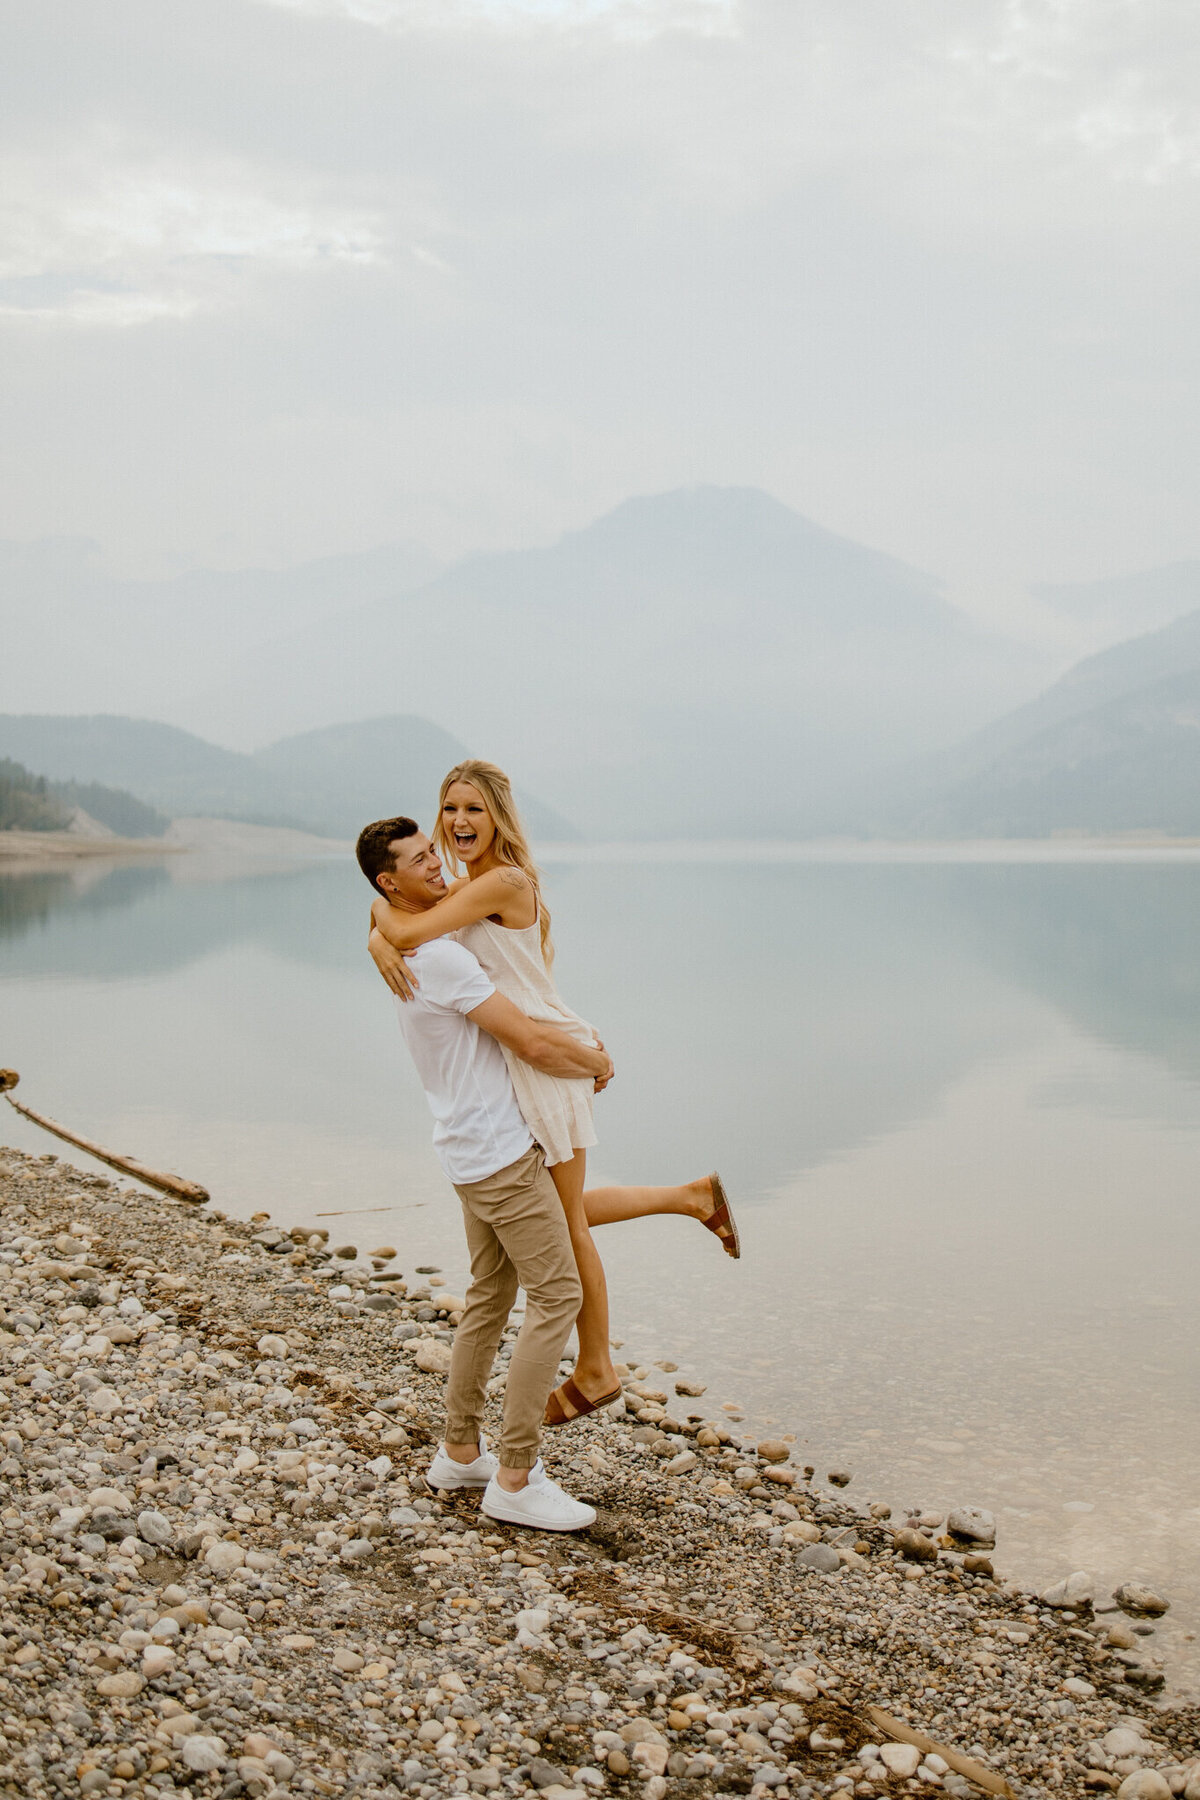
[381,891,436,916]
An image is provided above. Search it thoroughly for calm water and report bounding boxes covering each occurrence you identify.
[2,846,1199,1692]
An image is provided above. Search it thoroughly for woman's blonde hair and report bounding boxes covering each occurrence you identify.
[433,759,553,965]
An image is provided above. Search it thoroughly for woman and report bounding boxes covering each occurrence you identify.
[368,757,739,1426]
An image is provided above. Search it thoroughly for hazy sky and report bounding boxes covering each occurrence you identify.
[3,0,1198,591]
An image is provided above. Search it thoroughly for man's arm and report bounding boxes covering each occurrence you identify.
[468,992,612,1083]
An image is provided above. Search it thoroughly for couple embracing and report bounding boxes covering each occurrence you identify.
[355,760,739,1533]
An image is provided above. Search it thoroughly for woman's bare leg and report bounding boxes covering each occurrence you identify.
[547,1150,621,1405]
[583,1173,718,1229]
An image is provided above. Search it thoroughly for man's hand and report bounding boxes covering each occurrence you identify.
[369,927,418,1001]
[592,1037,615,1094]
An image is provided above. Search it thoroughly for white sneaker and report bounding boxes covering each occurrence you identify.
[480,1460,597,1532]
[426,1434,499,1490]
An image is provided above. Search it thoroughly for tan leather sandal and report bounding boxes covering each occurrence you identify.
[701,1171,741,1260]
[543,1375,623,1428]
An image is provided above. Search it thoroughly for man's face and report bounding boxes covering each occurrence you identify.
[377,831,447,909]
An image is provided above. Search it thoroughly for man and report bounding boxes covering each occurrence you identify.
[355,814,611,1532]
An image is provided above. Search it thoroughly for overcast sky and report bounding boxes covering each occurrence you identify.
[2,0,1198,595]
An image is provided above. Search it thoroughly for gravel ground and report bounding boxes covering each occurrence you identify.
[0,1143,1196,1800]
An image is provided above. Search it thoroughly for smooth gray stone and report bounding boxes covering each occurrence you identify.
[137,1509,174,1546]
[947,1506,996,1546]
[795,1543,841,1574]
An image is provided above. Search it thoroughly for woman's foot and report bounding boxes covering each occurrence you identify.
[699,1172,741,1259]
[543,1371,623,1427]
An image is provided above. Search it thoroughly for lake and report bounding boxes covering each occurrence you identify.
[2,842,1198,1694]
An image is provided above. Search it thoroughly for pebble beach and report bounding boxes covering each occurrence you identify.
[0,1144,1196,1800]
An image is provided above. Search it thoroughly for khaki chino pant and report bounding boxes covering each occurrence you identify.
[448,1144,581,1469]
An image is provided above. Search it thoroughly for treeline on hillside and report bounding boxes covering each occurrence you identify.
[0,759,66,830]
[0,757,168,837]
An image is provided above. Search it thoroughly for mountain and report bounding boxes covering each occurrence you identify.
[0,754,168,837]
[947,608,1200,778]
[0,758,67,832]
[0,536,439,726]
[915,667,1200,836]
[1033,562,1200,646]
[175,486,1051,837]
[897,608,1200,835]
[0,714,571,842]
[252,718,572,842]
[0,717,268,819]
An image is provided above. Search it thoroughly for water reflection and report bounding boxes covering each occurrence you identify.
[2,848,1200,1690]
[7,854,1200,1183]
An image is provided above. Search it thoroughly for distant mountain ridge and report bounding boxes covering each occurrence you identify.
[0,536,439,728]
[0,715,573,843]
[1034,561,1200,644]
[0,753,167,837]
[175,485,1049,836]
[900,607,1200,835]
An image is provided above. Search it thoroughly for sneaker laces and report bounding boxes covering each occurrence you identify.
[522,1461,579,1513]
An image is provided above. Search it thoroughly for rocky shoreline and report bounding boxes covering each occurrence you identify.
[0,832,175,863]
[0,1144,1195,1800]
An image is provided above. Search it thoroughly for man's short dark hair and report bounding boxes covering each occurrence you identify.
[355,816,419,891]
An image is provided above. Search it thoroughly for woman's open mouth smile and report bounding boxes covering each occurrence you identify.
[454,831,478,851]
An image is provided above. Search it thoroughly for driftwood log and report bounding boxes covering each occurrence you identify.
[864,1707,1018,1798]
[0,1069,209,1204]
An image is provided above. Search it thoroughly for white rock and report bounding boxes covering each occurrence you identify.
[413,1339,453,1374]
[1116,1775,1172,1800]
[631,1743,669,1776]
[50,1505,88,1538]
[1105,1729,1152,1758]
[137,1508,174,1546]
[1041,1570,1094,1608]
[665,1450,699,1475]
[366,1455,392,1477]
[257,1334,289,1358]
[142,1645,177,1680]
[339,1538,375,1562]
[90,1386,122,1415]
[181,1735,228,1773]
[95,1670,145,1698]
[87,1485,132,1512]
[880,1743,922,1779]
[205,1541,246,1574]
[946,1506,996,1546]
[515,1606,551,1639]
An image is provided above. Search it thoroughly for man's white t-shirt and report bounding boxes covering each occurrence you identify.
[391,937,534,1185]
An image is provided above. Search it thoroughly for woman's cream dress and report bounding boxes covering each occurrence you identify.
[456,914,598,1167]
